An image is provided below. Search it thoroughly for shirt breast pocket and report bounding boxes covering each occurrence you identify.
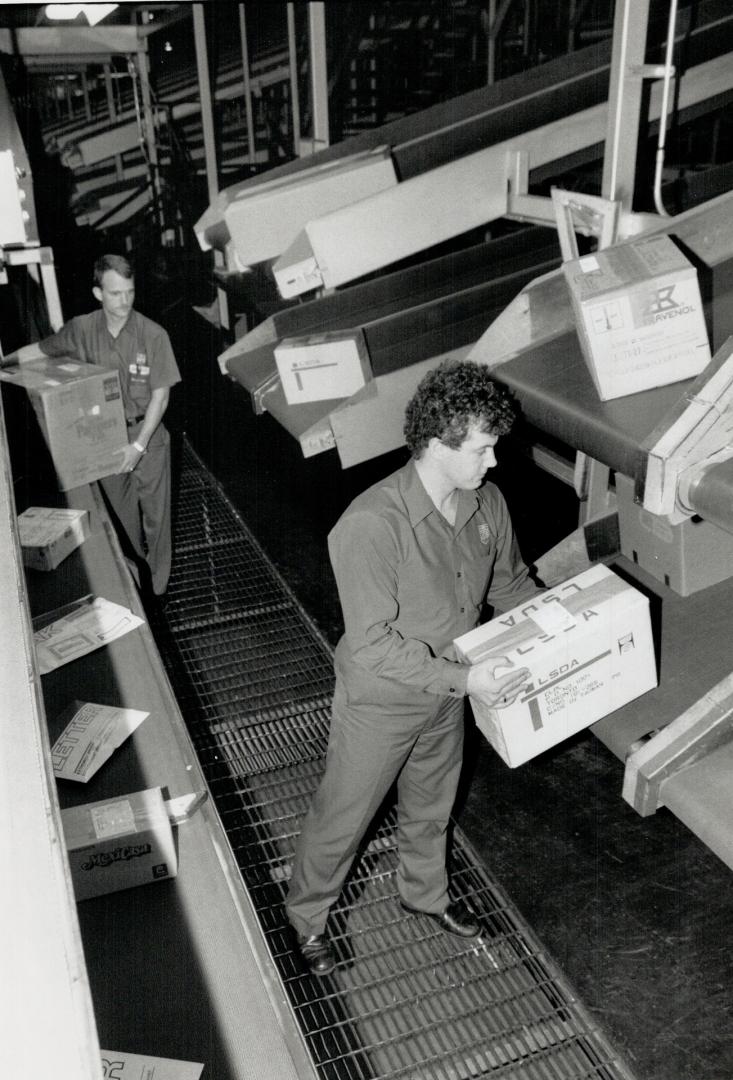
[464,550,495,609]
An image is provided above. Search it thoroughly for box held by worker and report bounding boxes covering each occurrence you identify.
[454,564,657,767]
[562,234,711,400]
[61,786,178,901]
[275,329,372,405]
[16,505,89,570]
[0,358,126,490]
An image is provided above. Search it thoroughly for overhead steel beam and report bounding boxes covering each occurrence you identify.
[0,25,139,54]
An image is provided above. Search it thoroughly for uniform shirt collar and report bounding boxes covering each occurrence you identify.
[98,308,136,339]
[400,459,481,529]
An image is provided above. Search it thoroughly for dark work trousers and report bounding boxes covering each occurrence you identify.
[286,681,465,939]
[100,422,172,596]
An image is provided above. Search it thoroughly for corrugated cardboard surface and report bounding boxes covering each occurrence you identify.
[0,359,126,490]
[17,506,89,570]
[563,235,711,400]
[455,565,657,767]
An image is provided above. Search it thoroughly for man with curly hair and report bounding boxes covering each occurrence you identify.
[287,359,543,976]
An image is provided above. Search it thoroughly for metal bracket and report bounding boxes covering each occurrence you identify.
[623,672,733,816]
[550,187,620,262]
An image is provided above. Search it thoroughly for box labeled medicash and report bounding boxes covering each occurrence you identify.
[0,358,126,490]
[563,234,711,400]
[17,506,90,570]
[454,565,657,767]
[61,786,177,901]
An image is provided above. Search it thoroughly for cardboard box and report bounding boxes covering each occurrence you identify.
[275,329,372,404]
[454,565,657,767]
[0,358,126,490]
[61,786,177,901]
[562,234,711,400]
[17,505,90,570]
[616,472,733,596]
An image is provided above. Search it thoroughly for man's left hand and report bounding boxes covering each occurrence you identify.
[117,442,145,474]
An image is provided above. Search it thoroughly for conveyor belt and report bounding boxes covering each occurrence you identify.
[154,438,638,1080]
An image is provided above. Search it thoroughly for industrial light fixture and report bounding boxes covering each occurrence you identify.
[45,4,119,26]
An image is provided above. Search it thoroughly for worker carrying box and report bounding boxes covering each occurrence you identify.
[0,359,126,490]
[454,564,657,767]
[563,234,711,400]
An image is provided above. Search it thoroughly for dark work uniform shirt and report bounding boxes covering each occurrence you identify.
[328,459,543,709]
[39,309,181,422]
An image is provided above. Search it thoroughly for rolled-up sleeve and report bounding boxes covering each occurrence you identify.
[38,319,82,361]
[329,510,469,698]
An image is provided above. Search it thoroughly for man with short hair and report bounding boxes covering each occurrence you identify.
[286,359,543,977]
[6,253,180,598]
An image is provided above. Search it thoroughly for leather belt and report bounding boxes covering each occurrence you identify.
[125,414,145,426]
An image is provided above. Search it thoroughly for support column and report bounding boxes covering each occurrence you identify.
[193,3,229,330]
[238,4,257,167]
[286,2,301,154]
[308,1,329,151]
[601,0,652,210]
[136,26,162,232]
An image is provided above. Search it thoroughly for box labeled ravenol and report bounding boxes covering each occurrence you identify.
[454,565,657,767]
[0,358,126,489]
[61,786,177,901]
[17,505,89,570]
[563,234,711,400]
[275,329,372,404]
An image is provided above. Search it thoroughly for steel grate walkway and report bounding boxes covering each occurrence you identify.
[154,439,637,1080]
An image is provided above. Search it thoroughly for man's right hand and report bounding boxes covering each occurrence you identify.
[466,656,530,710]
[1,343,46,368]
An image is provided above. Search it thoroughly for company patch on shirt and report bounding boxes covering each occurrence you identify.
[478,523,491,545]
[130,352,150,377]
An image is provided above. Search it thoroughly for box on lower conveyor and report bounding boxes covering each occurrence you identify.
[274,329,372,404]
[0,358,126,490]
[61,786,177,901]
[562,234,711,400]
[454,565,657,767]
[17,506,90,570]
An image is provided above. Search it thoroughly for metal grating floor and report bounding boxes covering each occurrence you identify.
[154,439,638,1080]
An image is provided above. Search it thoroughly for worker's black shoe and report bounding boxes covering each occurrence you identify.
[400,900,480,938]
[296,933,337,976]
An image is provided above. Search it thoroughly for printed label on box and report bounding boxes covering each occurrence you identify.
[91,799,136,840]
[51,701,149,782]
[454,565,658,767]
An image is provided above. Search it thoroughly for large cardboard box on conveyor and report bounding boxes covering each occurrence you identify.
[0,358,126,490]
[562,234,711,400]
[454,565,657,767]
